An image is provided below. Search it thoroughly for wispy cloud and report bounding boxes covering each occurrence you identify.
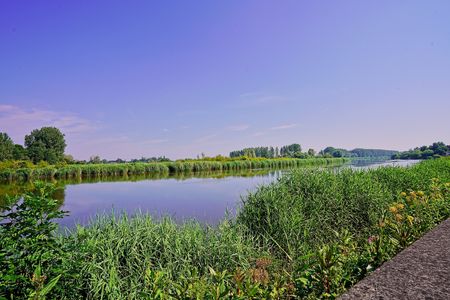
[252,132,265,137]
[195,133,218,143]
[141,138,169,145]
[234,92,288,108]
[0,104,98,142]
[0,105,16,112]
[226,124,250,131]
[270,123,298,130]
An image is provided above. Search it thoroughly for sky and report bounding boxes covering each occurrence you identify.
[1,1,449,160]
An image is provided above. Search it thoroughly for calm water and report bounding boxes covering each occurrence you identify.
[0,160,420,227]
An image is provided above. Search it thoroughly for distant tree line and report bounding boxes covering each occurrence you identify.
[319,147,399,158]
[2,127,447,165]
[391,142,449,160]
[230,144,317,159]
[230,144,400,160]
[230,146,277,158]
[83,155,171,164]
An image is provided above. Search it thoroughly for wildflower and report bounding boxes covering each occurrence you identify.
[400,192,407,197]
[396,203,405,210]
[395,214,403,222]
[407,215,414,225]
[368,235,378,244]
[409,191,416,197]
[417,191,424,197]
[389,206,398,214]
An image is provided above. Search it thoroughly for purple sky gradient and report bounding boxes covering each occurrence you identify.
[1,1,449,160]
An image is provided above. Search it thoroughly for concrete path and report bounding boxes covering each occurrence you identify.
[340,218,450,300]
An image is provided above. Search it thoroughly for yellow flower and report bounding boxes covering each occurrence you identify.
[395,214,403,222]
[407,215,414,225]
[409,191,416,197]
[417,191,424,197]
[400,192,407,197]
[396,203,405,210]
[389,206,398,214]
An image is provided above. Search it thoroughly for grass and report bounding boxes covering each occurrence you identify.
[238,158,450,261]
[0,157,348,182]
[1,158,449,299]
[61,216,265,299]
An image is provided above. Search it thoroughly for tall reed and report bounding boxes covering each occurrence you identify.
[0,158,347,182]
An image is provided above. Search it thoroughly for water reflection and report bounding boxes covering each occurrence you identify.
[0,168,284,227]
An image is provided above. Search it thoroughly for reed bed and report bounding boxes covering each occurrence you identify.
[0,157,347,182]
[59,215,265,299]
[237,158,450,260]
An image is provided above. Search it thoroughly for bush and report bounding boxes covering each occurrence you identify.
[0,182,67,299]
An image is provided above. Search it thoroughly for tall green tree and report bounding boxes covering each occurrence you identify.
[12,144,28,160]
[0,132,14,161]
[280,144,302,157]
[430,142,448,156]
[24,127,66,164]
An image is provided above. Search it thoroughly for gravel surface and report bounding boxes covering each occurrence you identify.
[340,218,450,300]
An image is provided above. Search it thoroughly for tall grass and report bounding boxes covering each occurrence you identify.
[237,158,450,261]
[58,215,267,299]
[0,157,347,182]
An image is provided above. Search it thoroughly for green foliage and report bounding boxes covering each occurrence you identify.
[320,147,350,158]
[0,182,67,299]
[13,145,29,160]
[230,146,277,158]
[349,148,398,158]
[24,127,66,164]
[0,133,14,161]
[0,158,348,183]
[230,144,305,158]
[280,144,301,157]
[392,141,450,160]
[1,159,449,299]
[238,158,450,262]
[60,215,277,299]
[320,147,399,158]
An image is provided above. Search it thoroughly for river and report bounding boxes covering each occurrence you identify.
[0,159,420,227]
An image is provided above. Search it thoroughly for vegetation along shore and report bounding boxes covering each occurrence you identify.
[1,157,449,299]
[0,157,348,183]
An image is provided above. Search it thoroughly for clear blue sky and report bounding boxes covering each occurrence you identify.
[1,1,449,160]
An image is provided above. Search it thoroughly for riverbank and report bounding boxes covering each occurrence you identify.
[0,157,347,182]
[1,158,449,298]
